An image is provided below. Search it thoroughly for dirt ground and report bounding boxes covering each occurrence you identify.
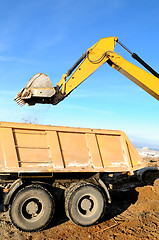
[0,156,158,240]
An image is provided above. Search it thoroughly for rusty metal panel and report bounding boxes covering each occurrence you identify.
[17,148,50,163]
[0,121,145,174]
[13,129,51,167]
[13,129,47,148]
[0,131,5,168]
[124,135,143,170]
[96,134,128,170]
[46,131,64,168]
[0,127,19,168]
[85,133,103,168]
[58,132,90,168]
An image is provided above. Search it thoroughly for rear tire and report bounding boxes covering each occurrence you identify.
[9,185,55,232]
[65,182,106,227]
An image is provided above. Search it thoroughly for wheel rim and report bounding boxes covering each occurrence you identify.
[21,198,43,220]
[77,194,97,216]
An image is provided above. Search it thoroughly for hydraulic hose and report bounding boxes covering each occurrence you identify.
[117,40,159,78]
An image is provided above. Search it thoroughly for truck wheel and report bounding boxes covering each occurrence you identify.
[65,182,106,227]
[9,185,55,232]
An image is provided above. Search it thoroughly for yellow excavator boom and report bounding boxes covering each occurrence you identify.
[14,37,159,106]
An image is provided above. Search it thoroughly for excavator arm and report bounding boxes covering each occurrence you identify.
[14,37,159,106]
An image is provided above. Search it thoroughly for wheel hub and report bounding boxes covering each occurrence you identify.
[81,198,92,211]
[78,195,95,215]
[26,201,38,215]
[22,198,43,218]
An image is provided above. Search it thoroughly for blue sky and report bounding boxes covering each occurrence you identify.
[0,0,159,149]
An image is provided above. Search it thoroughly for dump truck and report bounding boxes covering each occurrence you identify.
[0,121,156,232]
[3,37,157,232]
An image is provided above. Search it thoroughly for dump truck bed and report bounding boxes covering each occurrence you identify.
[0,122,145,175]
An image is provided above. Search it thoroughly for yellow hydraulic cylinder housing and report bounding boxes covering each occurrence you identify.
[14,37,159,106]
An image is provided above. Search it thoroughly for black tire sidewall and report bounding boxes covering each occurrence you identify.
[67,183,106,226]
[9,185,55,232]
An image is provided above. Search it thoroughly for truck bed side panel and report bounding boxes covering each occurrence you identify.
[0,122,144,174]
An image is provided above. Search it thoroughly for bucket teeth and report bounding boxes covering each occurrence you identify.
[14,96,26,106]
[14,73,56,106]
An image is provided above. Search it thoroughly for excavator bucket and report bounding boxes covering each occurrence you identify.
[14,73,56,106]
